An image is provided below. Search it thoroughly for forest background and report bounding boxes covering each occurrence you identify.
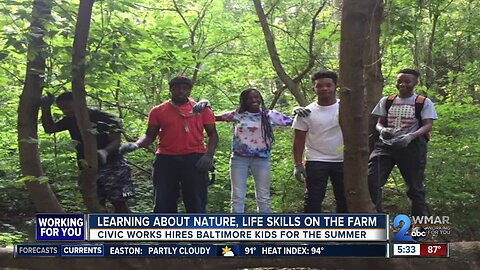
[0,0,478,247]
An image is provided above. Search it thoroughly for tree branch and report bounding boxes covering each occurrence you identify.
[294,1,327,82]
[252,0,307,105]
[86,93,148,118]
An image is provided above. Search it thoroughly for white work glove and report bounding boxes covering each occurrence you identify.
[97,149,108,164]
[380,127,396,140]
[392,133,416,148]
[119,142,138,155]
[192,99,211,114]
[294,163,306,183]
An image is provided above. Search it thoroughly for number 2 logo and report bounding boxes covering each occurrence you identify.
[392,214,414,242]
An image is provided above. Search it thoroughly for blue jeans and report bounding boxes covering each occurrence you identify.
[230,156,271,213]
[304,161,347,213]
[152,154,209,213]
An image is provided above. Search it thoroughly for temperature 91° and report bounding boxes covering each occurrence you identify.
[244,247,257,255]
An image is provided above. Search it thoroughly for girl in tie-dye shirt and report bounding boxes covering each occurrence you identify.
[216,88,292,213]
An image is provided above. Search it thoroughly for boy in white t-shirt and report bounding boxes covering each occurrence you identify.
[368,69,438,216]
[292,71,347,213]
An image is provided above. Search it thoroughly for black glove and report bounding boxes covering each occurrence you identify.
[208,159,216,185]
[196,154,214,171]
[119,142,138,155]
[40,93,55,108]
[192,99,211,114]
[293,106,311,117]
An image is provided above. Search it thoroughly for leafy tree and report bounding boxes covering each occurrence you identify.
[17,0,63,213]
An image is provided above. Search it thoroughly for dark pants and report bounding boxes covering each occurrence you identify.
[152,154,209,213]
[368,137,428,216]
[304,161,348,213]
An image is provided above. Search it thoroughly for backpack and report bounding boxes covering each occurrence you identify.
[385,94,431,142]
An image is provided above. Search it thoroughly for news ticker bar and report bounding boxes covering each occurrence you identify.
[36,213,388,242]
[392,243,449,257]
[15,244,389,258]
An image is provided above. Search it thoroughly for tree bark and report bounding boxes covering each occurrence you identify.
[1,242,479,270]
[425,11,439,90]
[72,0,103,212]
[363,0,384,153]
[338,0,376,212]
[17,0,63,213]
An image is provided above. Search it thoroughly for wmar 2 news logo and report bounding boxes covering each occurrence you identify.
[392,214,451,242]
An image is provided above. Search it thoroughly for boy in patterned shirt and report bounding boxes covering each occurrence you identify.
[41,92,134,212]
[368,69,438,216]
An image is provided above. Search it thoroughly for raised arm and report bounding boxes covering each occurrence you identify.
[40,94,62,134]
[41,106,62,134]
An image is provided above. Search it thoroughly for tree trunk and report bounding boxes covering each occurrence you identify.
[1,242,479,270]
[412,2,423,83]
[338,0,376,213]
[425,11,439,90]
[72,0,103,212]
[363,0,384,153]
[17,0,63,213]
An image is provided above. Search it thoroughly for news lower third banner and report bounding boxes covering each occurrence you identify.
[35,213,388,242]
[15,243,389,257]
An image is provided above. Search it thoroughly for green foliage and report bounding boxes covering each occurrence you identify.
[0,232,29,247]
[269,129,304,213]
[425,103,479,239]
[383,0,480,102]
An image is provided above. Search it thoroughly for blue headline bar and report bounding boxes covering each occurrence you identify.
[88,214,387,229]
